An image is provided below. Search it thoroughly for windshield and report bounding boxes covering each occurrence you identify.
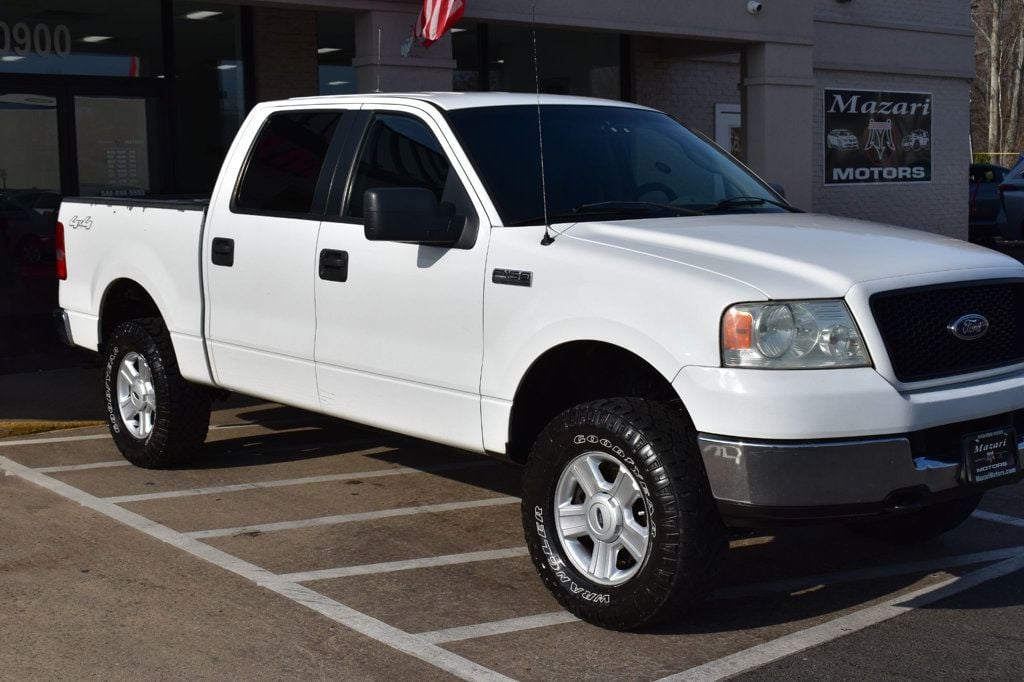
[447,105,788,226]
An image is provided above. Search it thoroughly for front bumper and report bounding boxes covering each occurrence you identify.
[699,420,1024,523]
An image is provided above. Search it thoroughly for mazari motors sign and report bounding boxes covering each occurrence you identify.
[824,89,932,185]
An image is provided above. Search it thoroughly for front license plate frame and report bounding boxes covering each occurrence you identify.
[962,427,1020,485]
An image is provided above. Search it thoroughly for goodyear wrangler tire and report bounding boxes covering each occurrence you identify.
[521,398,725,630]
[103,317,210,469]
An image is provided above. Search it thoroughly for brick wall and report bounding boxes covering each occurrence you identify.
[814,0,969,31]
[634,20,970,239]
[810,0,971,238]
[632,38,741,139]
[252,7,320,102]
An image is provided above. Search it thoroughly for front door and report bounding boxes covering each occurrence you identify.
[314,107,491,451]
[205,107,353,410]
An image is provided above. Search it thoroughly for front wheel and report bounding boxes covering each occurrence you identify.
[104,318,211,468]
[521,398,725,630]
[846,494,982,544]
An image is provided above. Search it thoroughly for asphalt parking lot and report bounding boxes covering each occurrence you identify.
[3,394,1024,680]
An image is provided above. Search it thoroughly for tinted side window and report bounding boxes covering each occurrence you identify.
[347,114,450,219]
[235,111,342,215]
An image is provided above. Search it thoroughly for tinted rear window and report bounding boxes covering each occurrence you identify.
[235,111,342,215]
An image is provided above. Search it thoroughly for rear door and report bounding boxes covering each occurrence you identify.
[312,105,492,450]
[204,106,356,410]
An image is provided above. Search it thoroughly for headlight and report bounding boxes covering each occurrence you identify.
[721,300,871,369]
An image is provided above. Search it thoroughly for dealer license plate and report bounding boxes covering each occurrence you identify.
[962,427,1020,484]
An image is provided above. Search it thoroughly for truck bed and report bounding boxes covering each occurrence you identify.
[62,195,210,211]
[58,195,213,386]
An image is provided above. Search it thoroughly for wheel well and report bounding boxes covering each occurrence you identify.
[99,279,162,347]
[506,341,680,463]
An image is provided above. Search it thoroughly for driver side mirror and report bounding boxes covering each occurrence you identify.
[363,187,464,247]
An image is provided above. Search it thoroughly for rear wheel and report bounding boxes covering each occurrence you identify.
[521,398,725,630]
[103,317,210,468]
[847,494,982,544]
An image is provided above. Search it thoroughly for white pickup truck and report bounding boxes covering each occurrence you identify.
[57,93,1024,630]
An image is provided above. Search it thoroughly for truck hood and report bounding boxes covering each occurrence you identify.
[561,212,1023,299]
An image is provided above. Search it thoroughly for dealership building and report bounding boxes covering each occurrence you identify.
[0,0,972,367]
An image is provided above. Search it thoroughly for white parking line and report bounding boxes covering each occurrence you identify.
[35,460,132,473]
[103,458,497,504]
[0,454,513,682]
[265,547,531,584]
[0,433,110,447]
[186,496,520,539]
[972,509,1024,529]
[659,553,1024,681]
[419,612,580,645]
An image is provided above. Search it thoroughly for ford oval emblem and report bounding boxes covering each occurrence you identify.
[947,314,990,341]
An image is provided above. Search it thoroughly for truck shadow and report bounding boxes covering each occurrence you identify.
[185,407,1024,632]
[649,523,1024,635]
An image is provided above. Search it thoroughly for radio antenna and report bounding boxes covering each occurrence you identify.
[375,28,382,93]
[531,0,555,246]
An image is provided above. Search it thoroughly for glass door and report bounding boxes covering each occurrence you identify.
[0,92,62,327]
[0,77,169,369]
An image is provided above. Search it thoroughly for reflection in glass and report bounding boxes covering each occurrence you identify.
[453,24,621,99]
[452,24,481,91]
[0,1,163,77]
[174,1,247,193]
[0,92,61,359]
[74,96,151,197]
[487,26,621,99]
[317,12,356,95]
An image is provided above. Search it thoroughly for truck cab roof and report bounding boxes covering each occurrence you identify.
[285,91,652,112]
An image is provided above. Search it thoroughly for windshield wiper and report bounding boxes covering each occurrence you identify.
[573,201,705,217]
[700,196,798,213]
[505,201,704,227]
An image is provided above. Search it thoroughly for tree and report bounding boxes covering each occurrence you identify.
[972,0,1024,158]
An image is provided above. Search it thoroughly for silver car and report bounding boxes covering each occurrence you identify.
[827,128,859,151]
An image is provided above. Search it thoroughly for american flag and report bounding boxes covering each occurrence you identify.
[415,0,465,48]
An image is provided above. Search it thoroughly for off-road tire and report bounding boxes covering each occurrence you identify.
[103,317,210,468]
[846,493,982,544]
[521,398,726,630]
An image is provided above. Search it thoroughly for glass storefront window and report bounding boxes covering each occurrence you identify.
[317,13,356,95]
[489,26,621,99]
[173,2,247,193]
[451,24,481,91]
[0,92,61,361]
[453,23,622,100]
[0,1,163,77]
[75,95,157,197]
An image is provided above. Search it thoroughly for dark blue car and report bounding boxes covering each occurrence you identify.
[970,163,1010,245]
[995,155,1024,242]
